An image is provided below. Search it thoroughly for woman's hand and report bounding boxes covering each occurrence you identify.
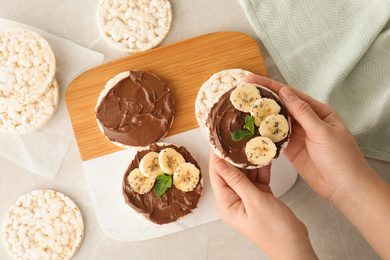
[247,75,390,258]
[209,74,390,259]
[247,74,373,202]
[209,149,317,259]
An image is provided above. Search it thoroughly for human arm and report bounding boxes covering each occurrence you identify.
[247,74,390,259]
[209,149,318,259]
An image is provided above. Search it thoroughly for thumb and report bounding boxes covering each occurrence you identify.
[279,87,325,133]
[210,150,260,202]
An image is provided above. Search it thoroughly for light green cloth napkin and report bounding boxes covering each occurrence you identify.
[240,0,390,162]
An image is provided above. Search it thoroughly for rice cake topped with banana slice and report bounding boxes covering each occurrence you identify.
[122,143,203,225]
[195,69,251,133]
[206,83,291,169]
[95,70,175,148]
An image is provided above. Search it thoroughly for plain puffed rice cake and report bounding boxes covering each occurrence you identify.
[0,28,56,105]
[195,69,252,133]
[0,79,59,134]
[97,0,172,54]
[2,190,84,260]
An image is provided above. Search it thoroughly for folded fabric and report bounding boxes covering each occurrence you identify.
[240,0,390,162]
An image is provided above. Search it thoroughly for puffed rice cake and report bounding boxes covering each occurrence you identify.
[97,0,172,54]
[0,28,56,105]
[195,69,252,133]
[0,79,59,134]
[95,71,175,149]
[195,69,291,169]
[2,189,84,260]
[195,69,259,168]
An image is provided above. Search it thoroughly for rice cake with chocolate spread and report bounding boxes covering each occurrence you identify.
[206,83,291,169]
[95,70,175,148]
[122,143,203,225]
[195,69,251,133]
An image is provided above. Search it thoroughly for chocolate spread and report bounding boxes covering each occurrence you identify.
[122,143,203,225]
[95,71,175,147]
[206,87,289,167]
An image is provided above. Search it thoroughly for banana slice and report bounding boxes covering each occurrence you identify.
[139,151,164,178]
[259,114,289,142]
[230,84,261,112]
[250,98,281,126]
[128,168,156,194]
[245,136,277,165]
[173,162,200,192]
[158,148,186,175]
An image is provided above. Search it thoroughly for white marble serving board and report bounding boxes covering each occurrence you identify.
[83,128,297,241]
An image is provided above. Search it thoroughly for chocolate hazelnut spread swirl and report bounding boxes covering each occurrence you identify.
[96,71,175,146]
[206,87,289,167]
[122,143,203,225]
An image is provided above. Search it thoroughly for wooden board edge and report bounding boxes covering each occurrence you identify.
[65,31,268,162]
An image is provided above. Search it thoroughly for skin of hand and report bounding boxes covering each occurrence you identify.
[246,74,390,259]
[246,74,373,202]
[209,150,318,259]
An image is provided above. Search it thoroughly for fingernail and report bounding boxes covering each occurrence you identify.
[279,87,296,101]
[214,159,229,174]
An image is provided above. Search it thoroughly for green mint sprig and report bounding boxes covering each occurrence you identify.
[154,174,173,196]
[232,115,255,141]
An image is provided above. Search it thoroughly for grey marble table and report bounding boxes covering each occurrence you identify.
[0,0,388,259]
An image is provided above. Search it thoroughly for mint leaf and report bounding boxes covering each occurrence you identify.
[154,174,173,196]
[243,116,255,134]
[156,174,170,181]
[232,130,254,141]
[232,115,256,141]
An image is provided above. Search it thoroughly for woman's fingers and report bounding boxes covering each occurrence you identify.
[253,183,273,195]
[247,74,285,93]
[247,74,333,120]
[255,164,272,185]
[279,87,327,134]
[209,149,260,204]
[209,150,240,207]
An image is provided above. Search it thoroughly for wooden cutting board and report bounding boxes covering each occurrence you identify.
[66,31,268,162]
